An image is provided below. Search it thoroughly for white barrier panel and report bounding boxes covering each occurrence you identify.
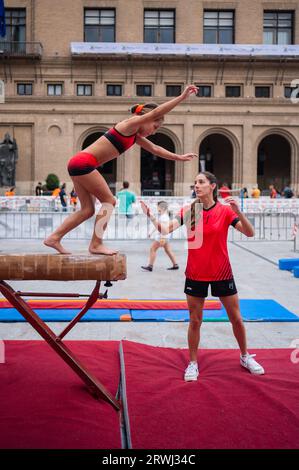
[0,210,298,244]
[1,196,299,214]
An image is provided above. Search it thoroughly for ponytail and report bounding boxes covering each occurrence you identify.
[129,102,158,115]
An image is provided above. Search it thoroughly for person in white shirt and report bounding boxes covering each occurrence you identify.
[141,201,179,272]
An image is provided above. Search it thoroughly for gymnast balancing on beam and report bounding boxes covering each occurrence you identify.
[141,171,264,381]
[44,84,199,255]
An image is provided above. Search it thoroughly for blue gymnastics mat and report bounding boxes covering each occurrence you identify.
[0,308,131,322]
[131,299,299,322]
[0,300,297,322]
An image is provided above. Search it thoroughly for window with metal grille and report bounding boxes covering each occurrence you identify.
[226,86,241,97]
[136,85,152,97]
[197,85,212,97]
[204,10,234,44]
[47,84,63,96]
[17,83,32,95]
[77,84,92,96]
[144,10,175,43]
[107,84,122,96]
[84,9,115,42]
[263,11,294,45]
[3,9,26,53]
[166,85,181,97]
[255,86,271,98]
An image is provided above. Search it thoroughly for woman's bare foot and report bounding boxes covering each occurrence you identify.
[43,236,71,255]
[89,244,118,256]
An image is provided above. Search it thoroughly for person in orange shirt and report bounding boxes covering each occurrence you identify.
[251,186,261,198]
[52,187,60,197]
[70,187,78,211]
[5,187,15,197]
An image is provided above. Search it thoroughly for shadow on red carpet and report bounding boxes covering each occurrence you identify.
[0,341,121,449]
[120,341,299,449]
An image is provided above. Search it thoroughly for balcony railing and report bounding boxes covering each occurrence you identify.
[0,41,43,58]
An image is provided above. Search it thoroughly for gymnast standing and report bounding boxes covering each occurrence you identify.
[44,85,198,255]
[141,171,265,381]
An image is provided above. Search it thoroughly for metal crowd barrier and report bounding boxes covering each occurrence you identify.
[228,211,298,243]
[0,211,185,241]
[0,210,298,250]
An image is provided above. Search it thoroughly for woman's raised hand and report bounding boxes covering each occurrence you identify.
[223,197,241,214]
[181,85,199,99]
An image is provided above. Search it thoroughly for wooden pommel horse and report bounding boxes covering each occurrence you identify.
[0,253,127,411]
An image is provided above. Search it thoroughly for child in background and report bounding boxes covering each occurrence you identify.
[70,187,78,211]
[141,201,179,272]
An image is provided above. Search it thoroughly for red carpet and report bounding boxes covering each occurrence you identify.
[0,341,121,449]
[120,341,299,449]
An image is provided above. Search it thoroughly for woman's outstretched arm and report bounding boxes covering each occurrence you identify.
[136,136,198,162]
[137,84,198,123]
[120,85,198,135]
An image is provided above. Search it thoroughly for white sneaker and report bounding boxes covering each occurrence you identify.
[240,353,265,375]
[184,362,199,381]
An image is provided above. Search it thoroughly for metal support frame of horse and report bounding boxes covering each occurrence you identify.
[0,279,121,411]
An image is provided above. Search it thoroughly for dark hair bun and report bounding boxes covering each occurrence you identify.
[130,104,139,114]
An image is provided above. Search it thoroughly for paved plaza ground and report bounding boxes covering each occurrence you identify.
[0,237,298,350]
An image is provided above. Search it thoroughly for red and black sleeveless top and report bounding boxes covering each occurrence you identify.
[103,127,137,155]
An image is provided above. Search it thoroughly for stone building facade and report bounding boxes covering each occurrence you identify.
[0,0,299,196]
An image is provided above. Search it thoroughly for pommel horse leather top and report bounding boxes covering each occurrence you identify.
[0,253,126,281]
[0,253,127,411]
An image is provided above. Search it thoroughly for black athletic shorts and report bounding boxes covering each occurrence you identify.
[184,277,238,298]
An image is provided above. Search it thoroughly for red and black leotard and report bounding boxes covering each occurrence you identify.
[67,127,137,176]
[103,127,137,154]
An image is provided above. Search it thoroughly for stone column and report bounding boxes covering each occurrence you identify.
[116,145,141,195]
[290,128,299,195]
[242,121,256,192]
[181,119,198,196]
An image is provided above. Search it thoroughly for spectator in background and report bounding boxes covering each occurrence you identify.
[117,181,136,220]
[269,184,278,199]
[52,187,60,197]
[282,184,294,199]
[240,187,248,198]
[190,185,196,199]
[251,185,261,198]
[59,183,67,212]
[70,187,78,211]
[5,187,15,197]
[219,182,231,199]
[35,182,43,196]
